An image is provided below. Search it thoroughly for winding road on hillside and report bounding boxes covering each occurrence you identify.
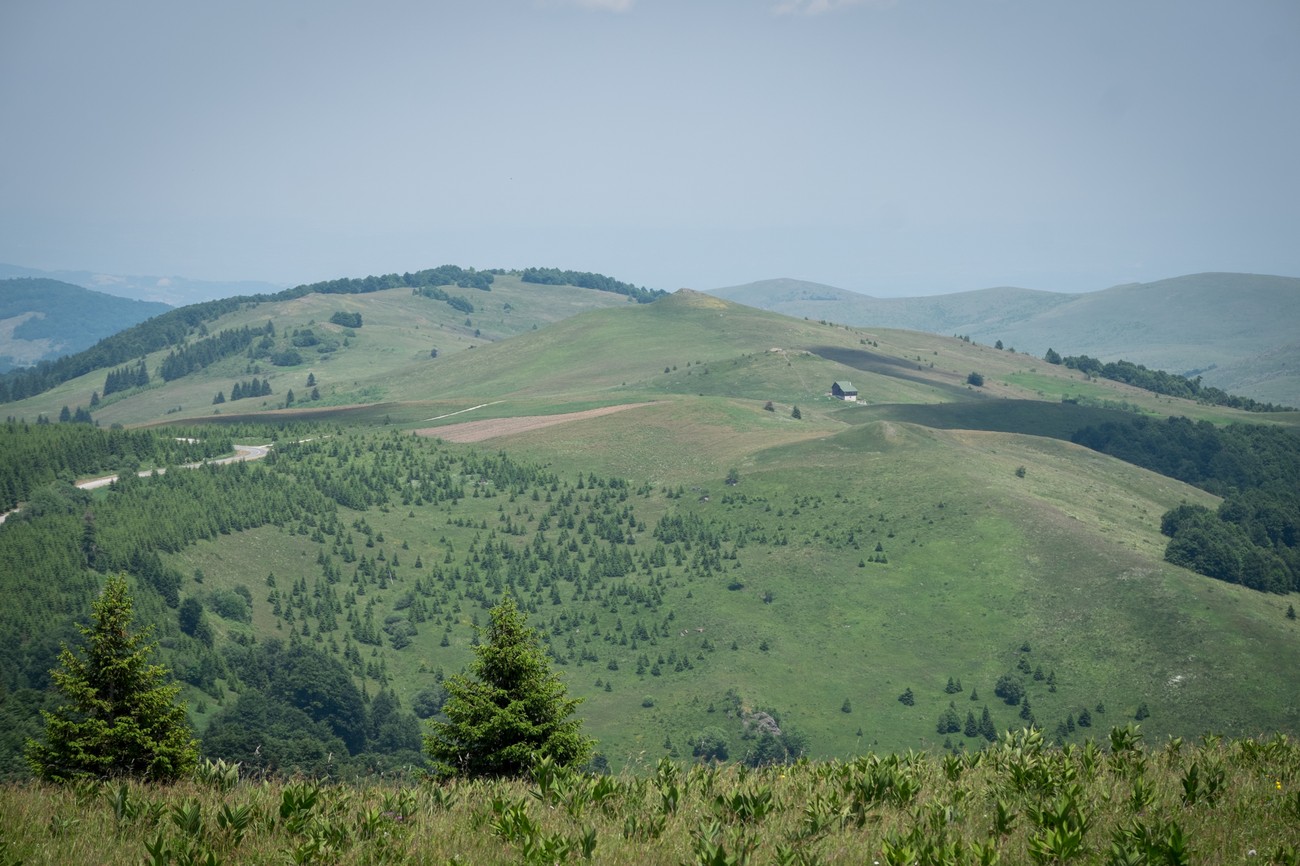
[0,443,273,524]
[73,443,273,490]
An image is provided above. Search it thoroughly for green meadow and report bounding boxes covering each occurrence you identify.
[3,278,1299,866]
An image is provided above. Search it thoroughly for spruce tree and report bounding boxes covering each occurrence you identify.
[979,706,998,741]
[424,595,593,777]
[25,575,198,782]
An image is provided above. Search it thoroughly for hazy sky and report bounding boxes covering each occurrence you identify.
[2,0,1298,296]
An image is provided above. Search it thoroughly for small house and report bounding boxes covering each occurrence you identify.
[831,381,858,401]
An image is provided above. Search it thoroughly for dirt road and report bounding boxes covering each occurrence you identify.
[74,443,273,491]
[0,444,273,524]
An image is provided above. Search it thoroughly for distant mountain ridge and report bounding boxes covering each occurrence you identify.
[0,278,171,373]
[709,272,1300,407]
[0,263,284,306]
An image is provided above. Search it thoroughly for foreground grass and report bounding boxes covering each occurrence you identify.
[3,729,1298,865]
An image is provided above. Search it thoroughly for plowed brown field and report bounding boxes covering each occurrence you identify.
[414,402,655,443]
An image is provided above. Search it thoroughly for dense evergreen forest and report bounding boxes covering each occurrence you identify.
[1072,416,1300,592]
[0,422,231,511]
[288,265,495,297]
[519,267,664,304]
[0,422,386,778]
[101,359,150,396]
[1047,351,1294,412]
[158,324,270,381]
[414,285,475,313]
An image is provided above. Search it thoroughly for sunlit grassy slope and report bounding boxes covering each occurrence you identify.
[9,285,1278,433]
[495,410,1295,759]
[2,277,636,427]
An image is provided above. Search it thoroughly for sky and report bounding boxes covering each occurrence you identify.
[2,0,1298,297]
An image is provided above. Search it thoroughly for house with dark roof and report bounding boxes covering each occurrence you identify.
[831,381,858,401]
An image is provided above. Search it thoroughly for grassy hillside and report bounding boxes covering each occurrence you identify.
[3,282,1299,781]
[147,410,1300,772]
[0,277,639,426]
[710,273,1300,408]
[7,285,1277,431]
[422,407,1290,759]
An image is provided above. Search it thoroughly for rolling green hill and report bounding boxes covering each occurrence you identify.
[0,274,642,426]
[1,279,1298,779]
[710,273,1300,408]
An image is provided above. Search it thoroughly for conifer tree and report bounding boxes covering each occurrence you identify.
[979,706,997,741]
[25,575,198,781]
[424,595,592,777]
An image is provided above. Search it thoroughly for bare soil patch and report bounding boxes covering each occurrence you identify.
[415,403,656,443]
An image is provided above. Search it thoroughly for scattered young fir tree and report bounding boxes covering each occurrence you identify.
[424,595,593,777]
[25,574,198,782]
[937,703,962,734]
[979,706,998,741]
